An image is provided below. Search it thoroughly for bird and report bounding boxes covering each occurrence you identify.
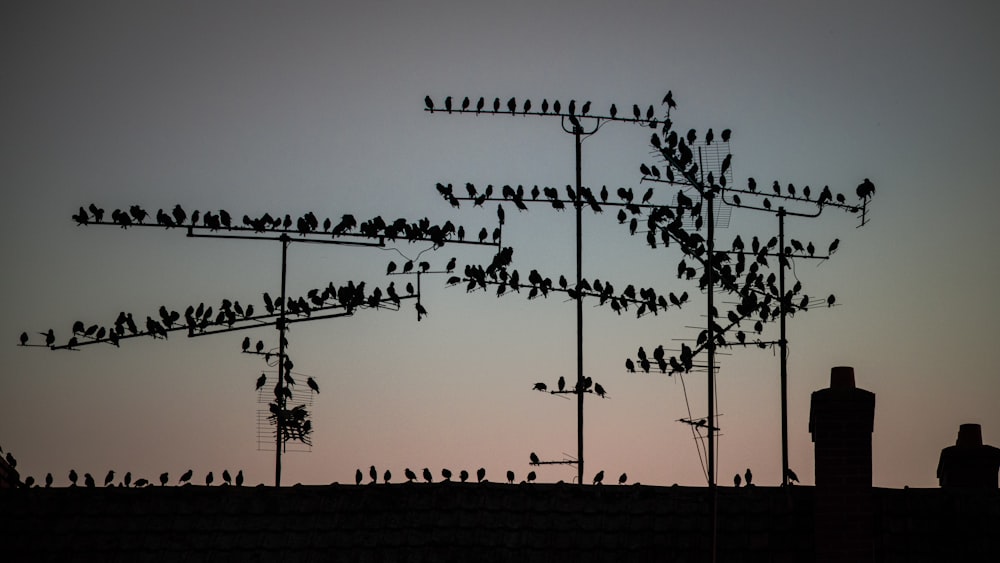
[609,103,617,118]
[721,129,731,142]
[594,383,607,398]
[405,468,417,482]
[206,471,214,486]
[134,478,149,488]
[734,474,741,487]
[384,469,392,483]
[236,470,244,486]
[530,452,540,465]
[785,468,799,484]
[256,374,267,391]
[857,178,875,199]
[533,382,547,392]
[745,468,753,486]
[307,377,320,394]
[370,465,378,483]
[625,358,635,372]
[45,473,53,487]
[459,470,469,483]
[159,472,168,486]
[424,95,434,111]
[477,467,486,483]
[461,96,470,111]
[223,470,232,485]
[557,376,565,391]
[242,336,250,352]
[593,470,604,485]
[527,471,536,483]
[355,469,363,485]
[69,469,78,486]
[663,90,676,110]
[506,470,515,484]
[444,96,452,113]
[441,468,452,481]
[104,470,115,486]
[179,469,193,484]
[84,473,95,487]
[619,473,627,485]
[423,467,433,482]
[19,332,28,346]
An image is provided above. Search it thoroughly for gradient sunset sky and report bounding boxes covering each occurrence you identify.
[3,0,999,489]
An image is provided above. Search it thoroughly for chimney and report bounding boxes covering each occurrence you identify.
[937,423,1000,488]
[809,366,875,563]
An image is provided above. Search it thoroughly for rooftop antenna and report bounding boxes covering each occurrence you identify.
[27,205,499,486]
[425,94,682,484]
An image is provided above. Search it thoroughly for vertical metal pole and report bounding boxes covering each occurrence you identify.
[778,209,789,486]
[574,125,585,485]
[275,234,290,487]
[707,180,718,563]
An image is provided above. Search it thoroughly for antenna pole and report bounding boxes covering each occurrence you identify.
[574,124,585,485]
[275,234,290,487]
[778,208,789,486]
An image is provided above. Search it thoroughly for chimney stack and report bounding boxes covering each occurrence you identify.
[937,423,1000,488]
[809,366,875,563]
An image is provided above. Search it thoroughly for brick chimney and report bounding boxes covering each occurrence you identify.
[937,423,1000,488]
[809,366,875,563]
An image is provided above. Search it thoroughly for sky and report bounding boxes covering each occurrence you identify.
[3,0,999,489]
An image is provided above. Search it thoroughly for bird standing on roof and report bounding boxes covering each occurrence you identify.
[179,469,193,485]
[384,469,392,483]
[423,468,433,483]
[69,469,78,486]
[236,470,244,486]
[206,472,214,486]
[84,473,95,488]
[477,468,486,483]
[734,473,741,487]
[45,473,53,488]
[744,468,753,486]
[593,471,604,485]
[619,473,628,485]
[355,469,363,485]
[441,468,452,481]
[223,470,232,485]
[460,470,469,483]
[506,470,515,484]
[404,468,416,482]
[104,470,114,487]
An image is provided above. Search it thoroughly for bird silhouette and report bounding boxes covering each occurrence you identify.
[625,358,635,372]
[104,470,115,486]
[206,471,214,486]
[506,470,515,484]
[19,332,28,346]
[424,95,434,111]
[159,472,168,486]
[557,376,565,392]
[477,467,486,482]
[619,473,627,485]
[663,90,676,110]
[594,383,607,398]
[405,468,416,482]
[593,470,604,485]
[441,468,452,481]
[460,470,469,482]
[45,472,54,487]
[355,469,363,485]
[785,468,799,484]
[734,474,741,487]
[84,473,95,487]
[444,96,452,113]
[369,465,378,483]
[857,178,875,199]
[461,96,470,111]
[533,382,547,392]
[179,469,193,484]
[609,104,617,118]
[423,467,433,482]
[223,470,232,485]
[236,470,244,486]
[527,471,536,483]
[744,468,753,486]
[307,377,320,394]
[530,452,540,465]
[384,469,392,483]
[476,97,484,114]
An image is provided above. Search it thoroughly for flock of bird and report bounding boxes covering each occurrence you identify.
[532,376,609,398]
[352,464,632,486]
[70,204,480,249]
[20,278,418,350]
[424,91,678,126]
[11,467,246,488]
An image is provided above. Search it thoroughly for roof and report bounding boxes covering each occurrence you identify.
[2,483,998,562]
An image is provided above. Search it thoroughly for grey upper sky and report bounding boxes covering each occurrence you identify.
[2,0,999,488]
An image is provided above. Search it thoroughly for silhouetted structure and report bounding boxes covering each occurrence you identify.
[937,423,1000,488]
[4,368,1000,561]
[810,366,875,563]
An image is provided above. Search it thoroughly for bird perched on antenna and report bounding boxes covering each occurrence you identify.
[856,178,875,199]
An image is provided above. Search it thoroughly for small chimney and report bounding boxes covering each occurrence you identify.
[809,366,875,563]
[937,423,1000,488]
